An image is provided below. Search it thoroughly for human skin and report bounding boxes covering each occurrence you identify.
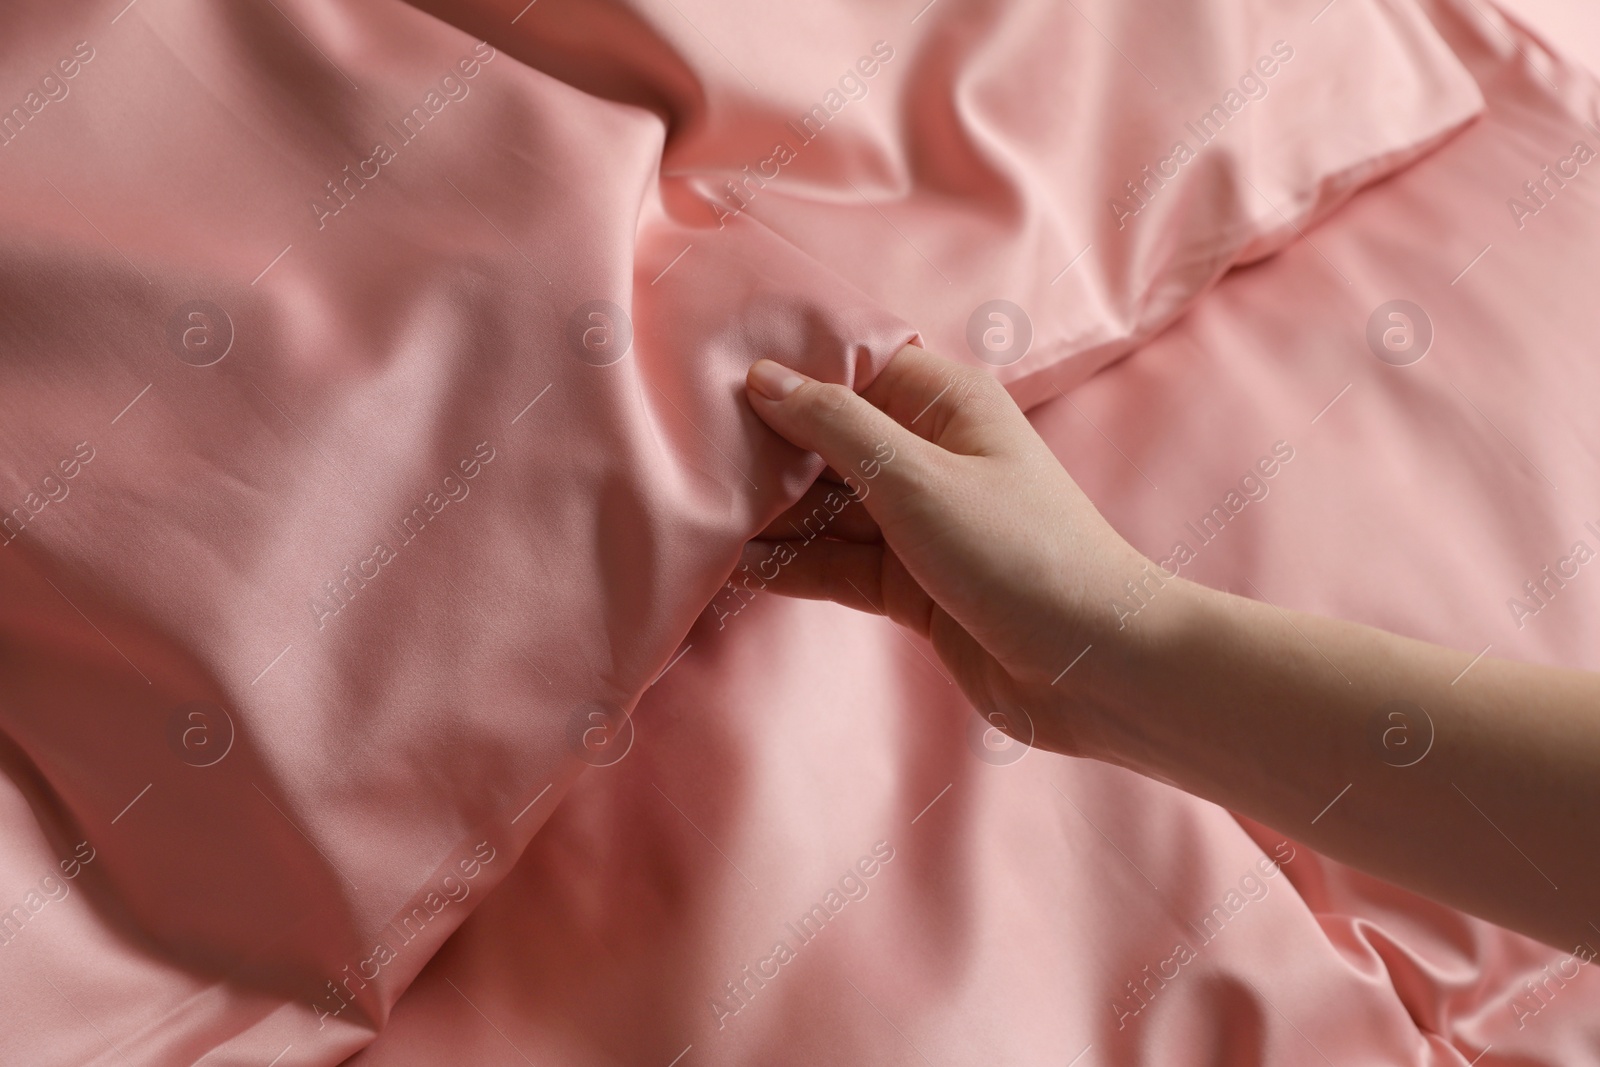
[741,343,1600,954]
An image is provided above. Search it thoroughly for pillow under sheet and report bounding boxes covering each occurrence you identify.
[416,0,1484,403]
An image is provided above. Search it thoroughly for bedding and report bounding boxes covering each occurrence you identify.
[350,0,1600,1063]
[401,0,1486,404]
[0,0,1596,1065]
[0,4,910,1062]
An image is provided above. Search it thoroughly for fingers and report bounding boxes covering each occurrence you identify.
[746,357,934,521]
[746,345,1029,478]
[758,479,881,543]
[857,347,1004,454]
[738,539,937,636]
[860,344,1026,456]
[740,540,883,613]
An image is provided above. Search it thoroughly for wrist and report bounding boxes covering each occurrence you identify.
[1063,574,1224,772]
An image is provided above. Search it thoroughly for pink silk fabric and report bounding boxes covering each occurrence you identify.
[354,1,1600,1065]
[400,0,1485,404]
[0,0,1596,1065]
[0,2,910,1062]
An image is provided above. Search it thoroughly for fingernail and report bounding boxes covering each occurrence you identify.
[748,359,806,401]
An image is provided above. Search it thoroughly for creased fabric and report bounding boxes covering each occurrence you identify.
[353,0,1600,1063]
[0,0,1593,1064]
[407,0,1485,404]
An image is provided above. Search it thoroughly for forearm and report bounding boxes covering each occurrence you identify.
[740,347,1600,950]
[1089,578,1600,952]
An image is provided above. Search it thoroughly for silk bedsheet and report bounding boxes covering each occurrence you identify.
[0,0,1597,1064]
[348,1,1600,1064]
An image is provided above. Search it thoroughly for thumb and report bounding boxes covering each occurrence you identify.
[745,358,935,514]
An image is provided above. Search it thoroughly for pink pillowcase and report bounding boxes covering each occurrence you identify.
[508,0,1481,401]
[819,0,1481,400]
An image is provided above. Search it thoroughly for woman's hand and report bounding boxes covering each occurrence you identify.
[741,342,1600,955]
[742,343,1163,759]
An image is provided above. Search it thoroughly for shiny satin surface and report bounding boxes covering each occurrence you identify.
[0,0,1594,1065]
[403,0,1485,405]
[0,2,911,1062]
[355,1,1600,1064]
